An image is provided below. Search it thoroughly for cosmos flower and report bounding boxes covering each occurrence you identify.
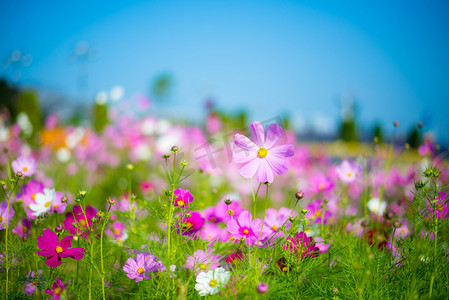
[12,218,32,241]
[186,250,221,275]
[172,188,193,208]
[336,160,362,183]
[24,270,42,295]
[233,121,294,183]
[11,155,37,177]
[36,229,85,267]
[177,211,205,236]
[63,205,97,237]
[0,201,14,229]
[367,197,387,216]
[426,192,448,220]
[123,253,163,282]
[227,210,267,246]
[283,232,319,259]
[263,207,297,240]
[45,278,70,300]
[29,188,56,217]
[305,199,332,224]
[195,267,231,296]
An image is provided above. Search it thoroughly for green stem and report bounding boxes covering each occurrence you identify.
[100,226,106,300]
[251,180,262,217]
[89,241,94,300]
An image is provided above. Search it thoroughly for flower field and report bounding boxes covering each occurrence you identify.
[0,112,448,299]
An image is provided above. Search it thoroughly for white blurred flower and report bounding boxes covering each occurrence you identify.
[29,188,56,217]
[0,126,9,142]
[133,144,152,161]
[140,118,156,136]
[367,197,386,216]
[110,85,124,102]
[195,267,230,296]
[56,148,71,163]
[17,112,33,137]
[96,91,108,105]
[66,128,85,149]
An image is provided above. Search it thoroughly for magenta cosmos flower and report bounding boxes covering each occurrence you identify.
[45,278,70,300]
[177,211,205,236]
[172,188,193,208]
[63,205,97,237]
[233,121,294,183]
[283,232,319,259]
[227,210,267,246]
[11,155,37,177]
[36,229,85,267]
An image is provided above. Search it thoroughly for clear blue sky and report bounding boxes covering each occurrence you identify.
[1,0,449,141]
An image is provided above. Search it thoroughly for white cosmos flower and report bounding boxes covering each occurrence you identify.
[367,197,387,216]
[29,188,56,217]
[195,267,230,296]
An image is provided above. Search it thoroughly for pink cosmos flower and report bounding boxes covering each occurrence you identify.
[227,210,267,246]
[17,180,44,219]
[204,201,243,224]
[199,223,223,243]
[45,278,70,299]
[123,253,158,282]
[308,174,335,194]
[63,205,97,237]
[11,155,37,177]
[263,207,297,241]
[173,188,193,208]
[305,199,332,224]
[233,121,294,183]
[50,192,68,214]
[186,249,221,275]
[336,160,362,183]
[0,201,14,229]
[36,229,85,267]
[426,192,448,220]
[283,232,319,259]
[177,211,205,236]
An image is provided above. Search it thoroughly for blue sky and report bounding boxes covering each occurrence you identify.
[1,0,449,141]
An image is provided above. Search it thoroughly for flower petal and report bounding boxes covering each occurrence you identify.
[237,211,252,228]
[234,134,257,151]
[233,148,257,164]
[45,255,62,268]
[37,229,59,250]
[265,123,284,149]
[256,159,274,183]
[59,247,85,260]
[250,121,265,148]
[238,158,261,179]
[266,155,290,175]
[269,144,294,157]
[59,236,73,250]
[37,250,56,257]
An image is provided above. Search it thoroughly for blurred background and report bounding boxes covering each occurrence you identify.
[1,0,449,146]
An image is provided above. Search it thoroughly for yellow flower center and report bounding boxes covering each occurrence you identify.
[23,167,28,172]
[79,219,87,227]
[55,246,63,253]
[315,210,322,217]
[113,229,121,235]
[53,204,59,209]
[243,229,249,235]
[54,287,62,295]
[229,236,235,241]
[228,209,234,216]
[347,173,352,177]
[177,200,185,206]
[199,263,207,270]
[31,193,36,200]
[257,148,268,158]
[282,266,288,272]
[137,267,144,274]
[272,225,278,230]
[209,279,218,287]
[32,281,38,286]
[437,204,444,211]
[0,216,3,222]
[45,202,50,208]
[183,222,192,229]
[318,184,324,191]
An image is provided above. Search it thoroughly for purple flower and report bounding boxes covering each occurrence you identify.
[36,229,85,267]
[172,188,193,208]
[233,121,294,183]
[12,218,31,241]
[426,192,448,220]
[305,199,331,224]
[283,232,319,259]
[186,250,221,275]
[177,211,205,236]
[123,253,157,282]
[45,278,70,300]
[11,155,37,177]
[227,210,267,246]
[24,270,42,295]
[0,201,14,229]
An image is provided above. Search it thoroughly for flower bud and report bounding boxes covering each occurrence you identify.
[61,196,68,203]
[257,282,268,294]
[180,160,188,167]
[162,153,170,159]
[97,211,104,217]
[384,210,395,220]
[2,185,7,190]
[79,190,87,197]
[127,164,134,171]
[288,216,296,223]
[295,191,304,200]
[224,199,232,205]
[332,288,338,294]
[171,146,179,153]
[92,217,98,223]
[16,171,23,178]
[361,220,369,228]
[301,209,308,215]
[55,225,63,232]
[73,235,79,242]
[108,198,116,205]
[393,220,402,229]
[185,212,191,218]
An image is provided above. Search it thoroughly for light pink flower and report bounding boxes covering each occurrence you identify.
[336,160,362,183]
[12,156,37,177]
[227,210,267,246]
[233,121,294,183]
